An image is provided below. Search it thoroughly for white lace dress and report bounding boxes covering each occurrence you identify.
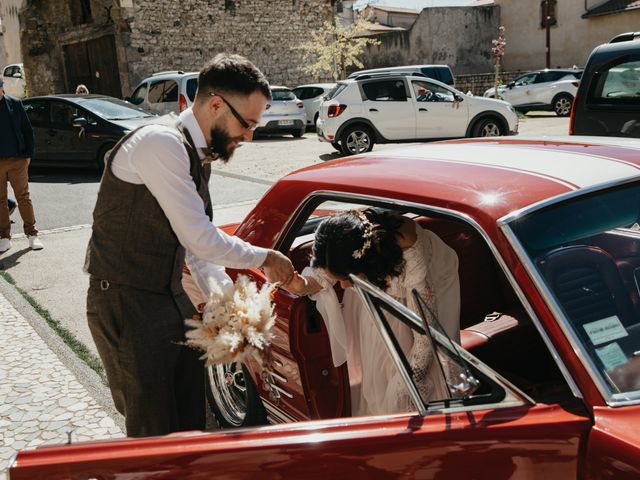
[304,225,460,416]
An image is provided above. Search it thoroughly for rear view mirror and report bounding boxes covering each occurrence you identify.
[73,117,88,128]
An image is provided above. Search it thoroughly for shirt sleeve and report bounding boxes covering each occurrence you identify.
[131,127,268,268]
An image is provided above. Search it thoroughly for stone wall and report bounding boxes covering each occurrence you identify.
[0,0,25,68]
[21,0,333,98]
[358,5,500,77]
[122,0,333,92]
[455,70,521,96]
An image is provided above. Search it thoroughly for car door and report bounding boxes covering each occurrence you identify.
[22,99,51,161]
[48,100,95,162]
[411,80,468,138]
[528,71,558,105]
[3,65,22,97]
[503,72,539,106]
[360,79,416,140]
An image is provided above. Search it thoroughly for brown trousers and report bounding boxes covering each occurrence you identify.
[87,276,205,437]
[0,157,37,238]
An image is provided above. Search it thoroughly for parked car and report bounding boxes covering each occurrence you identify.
[317,73,518,155]
[2,63,26,98]
[348,64,455,86]
[571,32,640,137]
[484,68,582,117]
[9,137,640,479]
[255,86,306,137]
[127,70,199,114]
[292,83,336,127]
[22,94,156,170]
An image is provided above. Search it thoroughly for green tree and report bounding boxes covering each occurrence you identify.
[297,16,381,81]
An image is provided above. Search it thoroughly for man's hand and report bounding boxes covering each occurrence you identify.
[261,250,294,285]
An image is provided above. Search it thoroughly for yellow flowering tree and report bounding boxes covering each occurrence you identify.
[297,16,381,81]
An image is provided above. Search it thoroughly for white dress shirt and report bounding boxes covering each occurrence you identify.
[110,108,268,270]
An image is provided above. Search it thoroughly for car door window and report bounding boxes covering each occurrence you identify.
[362,80,408,102]
[23,101,50,128]
[186,78,198,102]
[129,83,148,105]
[2,66,11,77]
[148,79,178,104]
[412,80,455,103]
[292,87,307,100]
[50,102,78,130]
[514,73,537,86]
[588,58,640,104]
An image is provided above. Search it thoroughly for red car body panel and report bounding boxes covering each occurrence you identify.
[8,138,640,478]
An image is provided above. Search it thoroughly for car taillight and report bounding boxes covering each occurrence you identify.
[568,92,578,135]
[297,101,304,108]
[179,93,187,112]
[572,81,580,88]
[328,104,347,117]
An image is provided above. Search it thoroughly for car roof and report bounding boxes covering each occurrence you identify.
[294,83,336,89]
[277,137,640,222]
[141,71,199,81]
[270,85,292,90]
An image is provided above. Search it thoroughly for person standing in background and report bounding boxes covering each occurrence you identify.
[0,79,43,252]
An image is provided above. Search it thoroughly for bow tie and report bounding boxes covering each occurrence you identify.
[199,148,220,164]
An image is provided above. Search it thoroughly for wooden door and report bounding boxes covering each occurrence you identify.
[63,35,122,98]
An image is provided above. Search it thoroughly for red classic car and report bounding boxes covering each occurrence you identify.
[7,137,640,479]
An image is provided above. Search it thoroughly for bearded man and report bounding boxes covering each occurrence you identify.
[85,54,293,437]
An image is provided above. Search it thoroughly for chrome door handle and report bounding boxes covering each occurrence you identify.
[369,108,378,112]
[419,108,428,112]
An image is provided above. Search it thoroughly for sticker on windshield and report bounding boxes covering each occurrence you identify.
[595,342,628,371]
[583,316,629,346]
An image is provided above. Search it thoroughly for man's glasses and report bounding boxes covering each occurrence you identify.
[209,91,258,131]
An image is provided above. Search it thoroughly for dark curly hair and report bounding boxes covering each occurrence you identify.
[196,53,271,101]
[311,209,405,290]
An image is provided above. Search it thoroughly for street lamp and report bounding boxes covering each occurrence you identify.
[543,0,551,68]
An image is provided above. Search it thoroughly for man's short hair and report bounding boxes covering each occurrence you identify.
[197,53,271,101]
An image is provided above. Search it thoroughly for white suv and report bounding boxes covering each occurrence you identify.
[317,74,518,155]
[483,69,582,117]
[2,63,26,98]
[127,71,199,114]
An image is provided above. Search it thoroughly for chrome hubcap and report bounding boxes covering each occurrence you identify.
[345,131,371,153]
[556,98,572,115]
[208,363,247,427]
[481,123,501,137]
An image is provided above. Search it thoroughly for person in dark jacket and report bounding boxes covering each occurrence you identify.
[0,79,43,252]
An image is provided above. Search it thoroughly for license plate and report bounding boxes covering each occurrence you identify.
[278,120,294,126]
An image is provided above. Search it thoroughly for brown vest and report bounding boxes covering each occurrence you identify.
[85,115,212,314]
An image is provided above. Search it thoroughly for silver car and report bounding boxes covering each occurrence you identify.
[256,86,307,137]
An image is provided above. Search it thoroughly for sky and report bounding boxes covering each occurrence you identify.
[353,0,491,10]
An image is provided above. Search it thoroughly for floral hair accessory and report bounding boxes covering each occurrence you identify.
[352,210,374,259]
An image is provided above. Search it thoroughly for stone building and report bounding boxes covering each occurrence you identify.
[0,0,25,68]
[20,0,334,98]
[359,4,500,76]
[494,0,640,71]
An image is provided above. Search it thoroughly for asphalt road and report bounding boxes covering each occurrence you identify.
[1,113,569,359]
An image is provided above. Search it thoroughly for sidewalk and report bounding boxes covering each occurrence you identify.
[0,271,123,478]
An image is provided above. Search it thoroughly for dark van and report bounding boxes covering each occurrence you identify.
[571,32,640,137]
[347,65,455,86]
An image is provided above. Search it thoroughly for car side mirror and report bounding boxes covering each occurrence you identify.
[13,72,22,79]
[507,82,515,89]
[73,117,88,128]
[454,94,463,102]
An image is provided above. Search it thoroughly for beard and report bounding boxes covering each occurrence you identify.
[209,126,242,163]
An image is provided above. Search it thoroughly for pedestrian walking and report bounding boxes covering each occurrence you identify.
[0,79,43,252]
[85,53,294,437]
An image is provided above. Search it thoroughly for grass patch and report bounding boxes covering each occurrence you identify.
[0,270,107,384]
[516,111,527,119]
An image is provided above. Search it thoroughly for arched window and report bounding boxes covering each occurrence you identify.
[70,0,93,25]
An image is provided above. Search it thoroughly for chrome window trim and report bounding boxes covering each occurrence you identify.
[275,189,583,401]
[499,176,640,225]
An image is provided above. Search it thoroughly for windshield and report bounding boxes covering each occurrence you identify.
[325,83,348,101]
[509,183,640,400]
[271,89,296,101]
[75,97,155,120]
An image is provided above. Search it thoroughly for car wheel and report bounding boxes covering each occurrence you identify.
[472,117,504,137]
[292,127,305,138]
[206,362,267,428]
[553,94,573,117]
[340,125,374,155]
[331,141,342,152]
[96,143,115,173]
